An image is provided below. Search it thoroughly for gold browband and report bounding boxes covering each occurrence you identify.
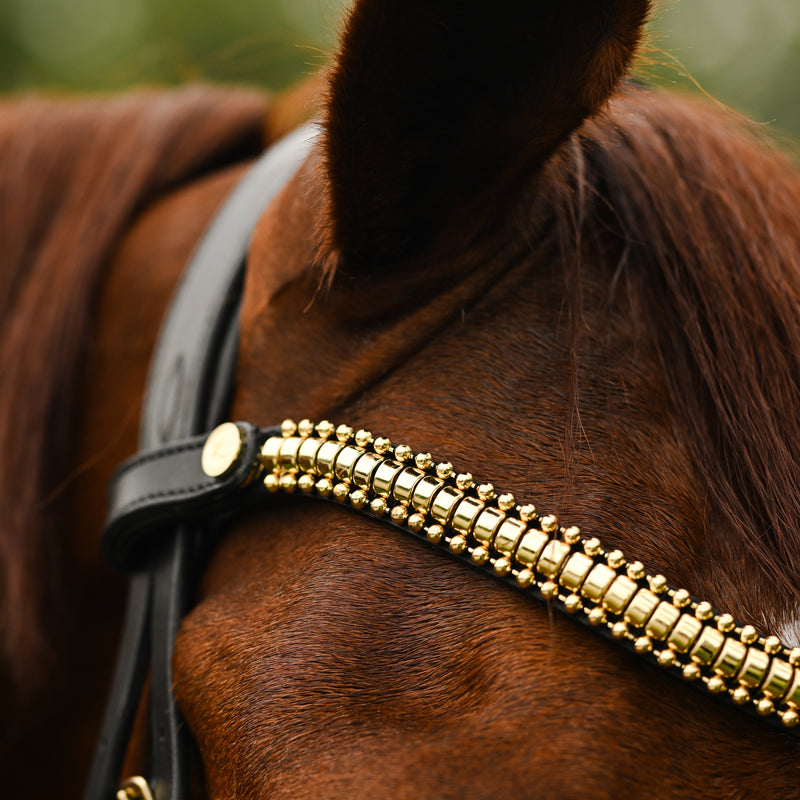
[205,418,800,731]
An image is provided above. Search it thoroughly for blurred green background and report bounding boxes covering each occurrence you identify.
[1,0,798,138]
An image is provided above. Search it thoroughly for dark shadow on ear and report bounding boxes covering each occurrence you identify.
[323,0,651,274]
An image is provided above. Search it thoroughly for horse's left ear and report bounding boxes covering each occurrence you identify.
[322,0,650,272]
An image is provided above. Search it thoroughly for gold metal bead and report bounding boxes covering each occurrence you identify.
[278,473,297,493]
[407,513,425,532]
[297,419,315,437]
[584,538,602,556]
[564,594,582,614]
[370,497,387,516]
[497,493,516,511]
[540,581,558,599]
[672,589,691,608]
[695,601,714,621]
[717,613,735,633]
[436,461,453,479]
[426,524,444,543]
[740,625,758,644]
[297,474,315,493]
[756,698,775,716]
[471,546,490,565]
[350,489,367,509]
[611,622,629,640]
[315,420,335,439]
[707,675,726,694]
[336,424,354,443]
[731,686,750,705]
[477,483,496,502]
[781,709,800,728]
[588,607,606,626]
[516,569,534,588]
[789,648,800,667]
[354,429,372,447]
[634,636,653,654]
[494,558,511,576]
[281,419,297,437]
[682,663,701,681]
[332,482,349,501]
[449,535,467,554]
[649,574,668,594]
[455,472,474,490]
[117,777,154,800]
[626,561,645,581]
[540,514,559,534]
[606,550,625,569]
[373,436,392,454]
[519,504,537,522]
[390,505,408,523]
[415,452,433,470]
[315,478,332,497]
[563,525,581,544]
[201,423,244,478]
[395,444,413,462]
[764,635,782,655]
[657,649,676,668]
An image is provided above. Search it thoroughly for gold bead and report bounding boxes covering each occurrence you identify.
[449,535,467,554]
[297,419,315,437]
[764,635,782,655]
[297,474,315,493]
[563,525,581,544]
[540,514,559,534]
[540,581,558,599]
[370,497,387,516]
[564,594,582,614]
[477,483,496,502]
[789,647,800,667]
[695,601,714,621]
[407,513,425,532]
[516,569,534,588]
[756,698,775,716]
[435,462,453,479]
[315,420,334,439]
[426,524,444,543]
[682,663,701,681]
[494,558,511,576]
[395,444,413,462]
[584,538,602,556]
[781,709,800,728]
[716,613,735,633]
[634,636,653,654]
[707,675,726,694]
[657,649,676,668]
[354,429,372,447]
[315,478,332,497]
[281,419,297,437]
[415,452,433,470]
[201,423,244,478]
[350,489,367,509]
[649,574,668,594]
[519,504,537,522]
[497,493,515,511]
[373,436,392,454]
[626,561,645,580]
[731,686,750,705]
[673,589,691,608]
[278,473,297,493]
[588,607,606,626]
[455,472,474,490]
[263,473,279,493]
[611,622,628,640]
[740,625,758,644]
[390,505,408,523]
[335,424,354,442]
[332,482,349,501]
[471,546,489,565]
[606,550,625,569]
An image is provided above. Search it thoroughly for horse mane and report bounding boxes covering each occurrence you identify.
[0,86,268,689]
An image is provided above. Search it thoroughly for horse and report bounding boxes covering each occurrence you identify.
[3,0,800,796]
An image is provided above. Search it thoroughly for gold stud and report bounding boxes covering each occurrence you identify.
[315,420,334,439]
[497,493,515,511]
[626,561,645,581]
[789,648,800,667]
[695,602,714,621]
[426,524,444,543]
[649,575,668,594]
[634,636,653,654]
[611,622,628,640]
[494,558,511,576]
[281,419,297,437]
[395,444,413,462]
[415,452,433,470]
[370,497,387,516]
[332,482,349,501]
[477,483,496,502]
[764,635,782,655]
[350,489,367,509]
[565,595,582,614]
[407,513,425,532]
[471,546,490,565]
[297,474,315,493]
[731,686,750,705]
[373,436,392,454]
[584,538,602,556]
[519,504,537,522]
[117,777,155,800]
[279,473,297,493]
[297,419,315,438]
[355,429,372,447]
[740,625,758,645]
[683,663,701,681]
[336,424,354,442]
[781,709,800,728]
[588,607,606,626]
[201,423,244,478]
[390,505,408,523]
[607,550,625,569]
[756,698,775,716]
[516,569,534,588]
[455,473,474,490]
[707,675,726,694]
[672,589,691,608]
[541,581,558,599]
[436,462,453,479]
[263,473,279,492]
[315,478,332,496]
[540,514,559,534]
[563,525,581,544]
[449,535,467,554]
[657,649,676,668]
[717,613,735,633]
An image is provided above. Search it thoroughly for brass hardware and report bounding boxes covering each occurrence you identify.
[117,777,154,800]
[559,552,594,591]
[737,647,770,688]
[371,460,404,496]
[713,638,748,678]
[451,497,484,535]
[514,529,548,569]
[535,540,571,579]
[762,659,794,699]
[493,518,527,558]
[602,575,638,614]
[471,507,503,545]
[297,436,324,472]
[202,422,244,478]
[392,467,425,504]
[315,441,345,477]
[624,590,660,628]
[580,564,616,602]
[668,615,703,654]
[334,445,362,482]
[690,626,725,665]
[645,602,681,640]
[260,435,283,472]
[411,476,444,513]
[352,452,383,489]
[278,436,303,469]
[430,487,462,525]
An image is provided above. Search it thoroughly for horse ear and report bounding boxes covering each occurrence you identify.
[323,0,650,271]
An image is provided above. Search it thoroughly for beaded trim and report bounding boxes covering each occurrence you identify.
[254,418,800,731]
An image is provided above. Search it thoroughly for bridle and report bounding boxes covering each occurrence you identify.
[85,124,800,800]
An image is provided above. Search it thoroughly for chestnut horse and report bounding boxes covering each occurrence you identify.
[3,0,800,797]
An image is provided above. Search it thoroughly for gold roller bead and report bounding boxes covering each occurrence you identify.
[672,589,691,608]
[407,513,425,532]
[350,490,367,509]
[370,497,387,516]
[449,535,467,554]
[683,663,701,681]
[563,525,581,544]
[519,504,537,522]
[332,482,349,501]
[540,514,559,534]
[764,635,782,655]
[297,419,315,437]
[695,601,714,621]
[516,569,534,588]
[584,538,602,556]
[717,613,735,633]
[426,524,444,543]
[373,436,392,454]
[626,561,645,581]
[390,505,408,523]
[497,493,516,511]
[731,686,750,705]
[740,625,758,645]
[471,546,490,565]
[606,550,625,569]
[436,461,454,479]
[493,558,511,576]
[657,649,676,668]
[540,581,558,599]
[280,419,297,437]
[354,429,372,447]
[455,472,474,490]
[315,420,335,439]
[297,474,315,493]
[564,595,582,614]
[263,473,279,493]
[707,675,726,694]
[415,452,433,470]
[588,607,606,626]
